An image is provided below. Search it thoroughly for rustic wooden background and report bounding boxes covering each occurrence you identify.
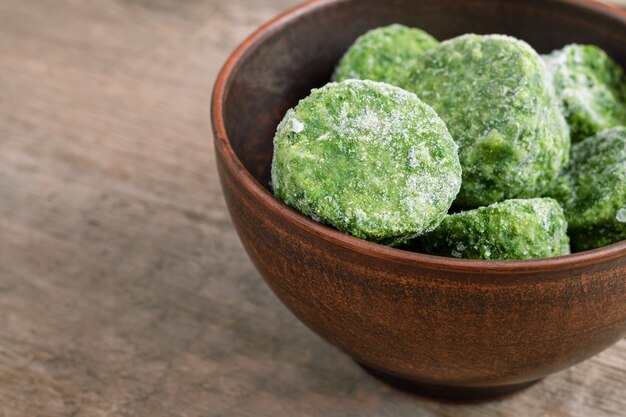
[1,0,625,416]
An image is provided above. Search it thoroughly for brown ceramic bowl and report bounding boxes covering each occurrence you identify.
[212,0,626,400]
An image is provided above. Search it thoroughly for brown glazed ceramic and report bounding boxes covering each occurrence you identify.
[212,0,626,400]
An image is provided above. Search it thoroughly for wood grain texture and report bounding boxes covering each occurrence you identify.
[0,0,624,416]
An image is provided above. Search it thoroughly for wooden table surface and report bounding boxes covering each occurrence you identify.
[1,0,625,416]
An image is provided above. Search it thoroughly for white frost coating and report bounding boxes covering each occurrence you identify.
[408,145,430,168]
[291,118,305,133]
[617,208,626,223]
[542,47,568,77]
[359,108,382,132]
[408,149,420,168]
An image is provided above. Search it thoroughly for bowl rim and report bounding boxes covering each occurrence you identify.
[211,0,626,273]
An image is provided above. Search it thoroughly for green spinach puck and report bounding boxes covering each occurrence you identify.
[544,44,626,143]
[549,127,626,251]
[405,34,570,207]
[271,80,462,245]
[414,198,570,260]
[333,24,438,87]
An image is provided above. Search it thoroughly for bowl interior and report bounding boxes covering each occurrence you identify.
[222,0,626,190]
